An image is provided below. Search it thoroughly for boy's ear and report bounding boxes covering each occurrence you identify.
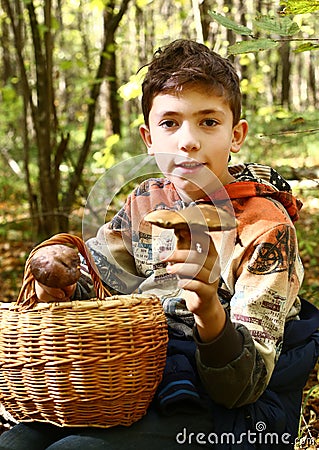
[139,125,153,154]
[231,119,248,154]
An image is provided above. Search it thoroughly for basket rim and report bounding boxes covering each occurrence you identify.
[0,293,161,312]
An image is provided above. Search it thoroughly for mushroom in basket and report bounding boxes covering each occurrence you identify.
[29,244,81,289]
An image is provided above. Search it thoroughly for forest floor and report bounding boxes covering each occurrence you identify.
[0,185,318,447]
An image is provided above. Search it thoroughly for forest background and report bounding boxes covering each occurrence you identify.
[0,0,318,446]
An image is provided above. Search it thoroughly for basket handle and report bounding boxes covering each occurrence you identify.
[16,233,112,310]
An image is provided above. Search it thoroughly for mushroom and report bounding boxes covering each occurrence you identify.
[144,203,236,250]
[29,244,81,288]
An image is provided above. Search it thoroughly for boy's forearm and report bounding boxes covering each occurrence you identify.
[193,294,227,342]
[194,312,243,366]
[194,318,268,408]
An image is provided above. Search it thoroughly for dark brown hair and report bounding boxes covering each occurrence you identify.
[141,39,242,126]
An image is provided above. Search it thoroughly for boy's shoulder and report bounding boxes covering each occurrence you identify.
[229,162,292,193]
[227,163,301,224]
[232,195,293,229]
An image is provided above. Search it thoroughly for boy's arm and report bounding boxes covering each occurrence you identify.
[193,222,302,408]
[34,220,141,302]
[81,223,142,296]
[194,315,267,408]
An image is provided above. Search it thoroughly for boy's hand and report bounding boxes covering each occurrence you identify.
[35,280,77,302]
[161,232,226,342]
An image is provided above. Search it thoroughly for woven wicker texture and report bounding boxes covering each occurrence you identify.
[0,234,168,427]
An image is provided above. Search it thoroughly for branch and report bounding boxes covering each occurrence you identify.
[260,128,319,137]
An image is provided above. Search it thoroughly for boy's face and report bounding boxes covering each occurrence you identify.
[140,87,248,201]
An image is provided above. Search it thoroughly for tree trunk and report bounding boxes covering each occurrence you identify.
[27,0,61,236]
[192,0,204,42]
[61,0,131,228]
[108,48,121,136]
[238,0,248,111]
[0,0,13,83]
[2,0,57,237]
[224,0,236,62]
[308,53,317,107]
[199,0,212,43]
[279,41,291,109]
[4,0,130,237]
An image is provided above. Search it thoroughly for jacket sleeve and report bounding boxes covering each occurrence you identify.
[76,184,147,297]
[194,222,303,408]
[81,222,142,295]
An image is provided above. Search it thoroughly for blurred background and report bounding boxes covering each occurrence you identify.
[0,1,318,444]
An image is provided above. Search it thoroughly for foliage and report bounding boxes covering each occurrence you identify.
[0,0,131,237]
[282,0,319,15]
[237,109,319,166]
[294,189,319,306]
[209,9,319,54]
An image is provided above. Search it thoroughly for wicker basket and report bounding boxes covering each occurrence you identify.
[0,233,168,428]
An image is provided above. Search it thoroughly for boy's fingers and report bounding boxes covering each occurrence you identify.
[177,277,220,304]
[162,250,207,266]
[63,284,77,297]
[35,281,76,302]
[160,236,217,262]
[162,247,219,273]
[166,259,220,284]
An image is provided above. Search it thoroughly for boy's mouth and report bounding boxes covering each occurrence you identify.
[177,162,203,168]
[175,161,206,173]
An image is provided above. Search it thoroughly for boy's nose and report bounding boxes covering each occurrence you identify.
[178,124,200,152]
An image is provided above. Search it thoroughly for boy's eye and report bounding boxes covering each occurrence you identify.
[160,120,177,128]
[202,119,217,127]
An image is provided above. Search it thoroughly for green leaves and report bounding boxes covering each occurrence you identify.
[209,11,300,41]
[281,0,319,15]
[209,10,318,55]
[294,42,319,52]
[229,39,278,55]
[253,15,300,36]
[209,12,252,36]
[118,66,148,101]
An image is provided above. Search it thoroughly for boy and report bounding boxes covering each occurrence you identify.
[1,39,318,449]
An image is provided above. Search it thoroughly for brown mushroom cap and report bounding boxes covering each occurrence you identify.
[144,203,236,232]
[30,244,81,288]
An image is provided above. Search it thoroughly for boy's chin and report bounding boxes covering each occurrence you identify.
[170,179,206,201]
[170,176,222,201]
